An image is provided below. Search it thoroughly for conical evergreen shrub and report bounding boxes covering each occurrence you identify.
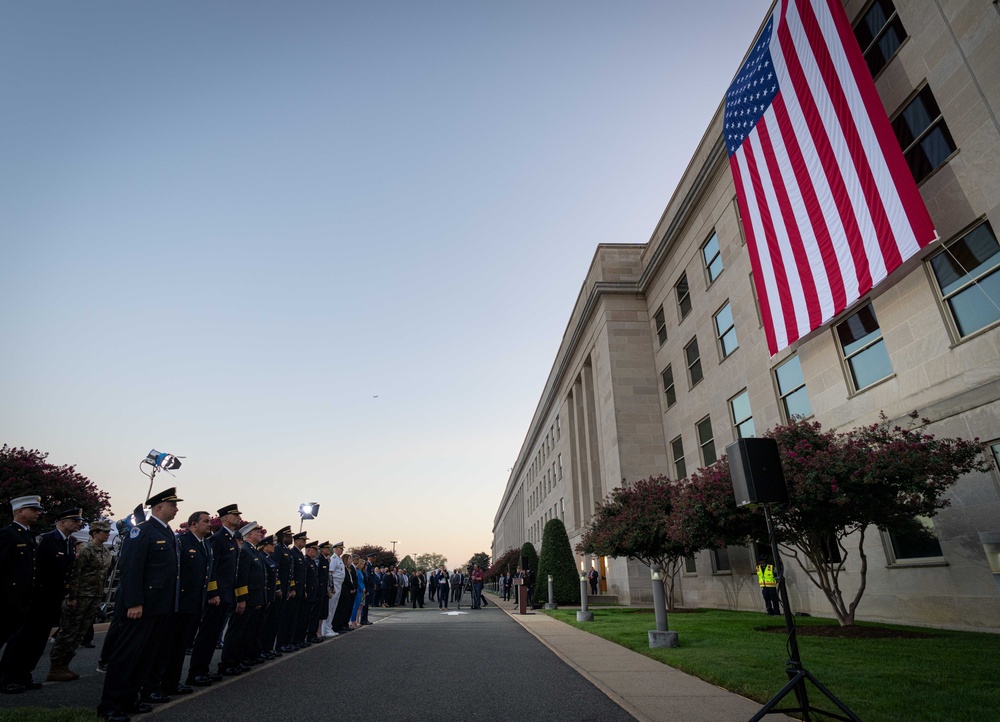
[533,518,581,605]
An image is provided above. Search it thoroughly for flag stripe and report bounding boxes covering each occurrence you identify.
[755,111,824,331]
[793,0,903,278]
[771,93,847,317]
[774,1,874,298]
[743,139,800,346]
[819,0,936,248]
[730,154,780,353]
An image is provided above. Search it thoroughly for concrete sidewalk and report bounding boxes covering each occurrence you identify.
[494,597,791,722]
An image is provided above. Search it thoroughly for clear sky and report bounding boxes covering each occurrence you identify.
[1,0,772,568]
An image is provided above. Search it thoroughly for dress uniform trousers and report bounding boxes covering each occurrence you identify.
[97,613,172,716]
[188,602,231,677]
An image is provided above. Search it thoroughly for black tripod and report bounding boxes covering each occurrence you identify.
[750,504,863,722]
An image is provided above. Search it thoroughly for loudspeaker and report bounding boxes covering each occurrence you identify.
[727,438,789,507]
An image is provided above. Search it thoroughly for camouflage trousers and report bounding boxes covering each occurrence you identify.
[50,595,101,661]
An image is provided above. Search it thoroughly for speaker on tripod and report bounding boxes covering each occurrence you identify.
[726,437,861,722]
[728,437,789,507]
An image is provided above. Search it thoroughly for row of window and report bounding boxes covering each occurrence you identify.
[527,454,564,515]
[527,498,565,546]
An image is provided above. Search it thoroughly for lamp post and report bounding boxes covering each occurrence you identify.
[544,574,558,610]
[648,564,679,648]
[390,540,398,556]
[577,566,594,622]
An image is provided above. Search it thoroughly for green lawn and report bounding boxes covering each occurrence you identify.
[546,608,1000,722]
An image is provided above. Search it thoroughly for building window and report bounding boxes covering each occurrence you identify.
[661,365,677,407]
[711,547,732,574]
[885,517,944,563]
[671,436,687,480]
[654,305,668,345]
[684,555,697,574]
[685,337,703,386]
[556,415,561,439]
[929,222,1000,338]
[560,497,564,522]
[836,303,893,392]
[697,416,717,466]
[702,232,723,283]
[892,85,956,184]
[730,389,756,439]
[853,0,907,77]
[775,355,813,420]
[676,273,692,319]
[558,453,563,479]
[714,301,739,358]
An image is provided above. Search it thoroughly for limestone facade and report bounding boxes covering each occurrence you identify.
[492,0,1000,630]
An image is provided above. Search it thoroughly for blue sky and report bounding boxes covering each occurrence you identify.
[1,0,772,567]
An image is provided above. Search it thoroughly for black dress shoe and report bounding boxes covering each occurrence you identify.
[308,636,323,644]
[208,673,223,682]
[219,666,243,676]
[1,683,25,694]
[99,712,131,722]
[239,662,252,671]
[185,675,213,687]
[140,692,172,703]
[162,684,193,695]
[81,642,97,648]
[24,681,43,690]
[122,703,153,714]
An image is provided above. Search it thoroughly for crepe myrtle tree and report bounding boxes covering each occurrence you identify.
[486,547,520,580]
[0,445,111,529]
[579,476,687,610]
[729,415,990,626]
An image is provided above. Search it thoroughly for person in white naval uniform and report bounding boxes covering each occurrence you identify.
[321,542,346,637]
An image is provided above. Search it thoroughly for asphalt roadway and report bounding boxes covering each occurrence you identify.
[0,605,636,722]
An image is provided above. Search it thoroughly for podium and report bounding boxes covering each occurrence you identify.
[513,578,528,614]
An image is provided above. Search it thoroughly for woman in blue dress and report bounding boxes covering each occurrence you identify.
[350,557,366,628]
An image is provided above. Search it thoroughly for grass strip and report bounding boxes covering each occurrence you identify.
[546,608,1000,722]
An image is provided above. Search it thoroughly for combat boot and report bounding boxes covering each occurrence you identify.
[46,656,79,682]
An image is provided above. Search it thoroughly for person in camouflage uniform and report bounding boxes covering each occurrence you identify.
[47,521,112,682]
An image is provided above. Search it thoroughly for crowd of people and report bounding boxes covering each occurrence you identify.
[0,489,487,722]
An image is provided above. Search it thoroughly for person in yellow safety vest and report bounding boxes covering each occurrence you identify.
[755,555,780,616]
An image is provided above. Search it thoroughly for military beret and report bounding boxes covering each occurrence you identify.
[147,487,183,506]
[11,495,44,512]
[217,503,241,517]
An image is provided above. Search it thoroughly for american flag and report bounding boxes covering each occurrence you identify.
[725,0,936,355]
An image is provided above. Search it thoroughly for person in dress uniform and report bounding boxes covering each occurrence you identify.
[287,532,308,648]
[220,521,265,674]
[269,526,294,655]
[186,503,241,686]
[158,510,212,697]
[1,507,83,692]
[296,540,319,645]
[96,488,182,722]
[274,526,298,653]
[257,535,280,661]
[321,541,345,637]
[0,495,44,694]
[312,541,332,642]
